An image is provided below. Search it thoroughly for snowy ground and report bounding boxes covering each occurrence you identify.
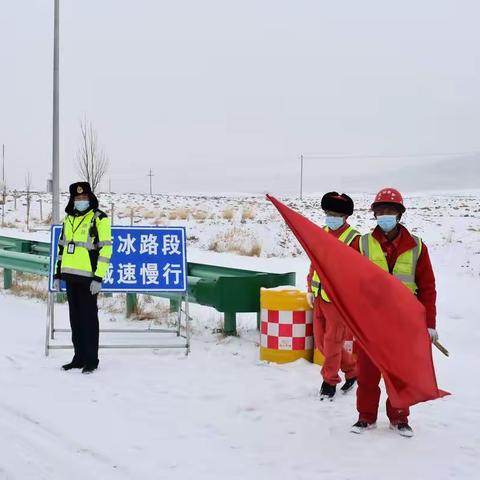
[2,189,480,262]
[1,190,480,479]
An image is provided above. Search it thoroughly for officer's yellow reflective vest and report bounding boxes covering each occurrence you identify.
[359,233,422,294]
[56,209,112,282]
[311,226,360,302]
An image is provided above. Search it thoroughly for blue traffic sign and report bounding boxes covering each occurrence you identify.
[49,226,187,292]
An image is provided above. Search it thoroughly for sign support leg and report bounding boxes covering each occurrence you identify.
[45,292,54,356]
[176,295,182,337]
[185,293,190,355]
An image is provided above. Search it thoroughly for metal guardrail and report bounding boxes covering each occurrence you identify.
[0,234,296,334]
[0,237,50,289]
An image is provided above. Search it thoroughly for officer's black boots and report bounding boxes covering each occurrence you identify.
[62,359,85,371]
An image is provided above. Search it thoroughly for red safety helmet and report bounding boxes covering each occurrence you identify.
[371,188,406,213]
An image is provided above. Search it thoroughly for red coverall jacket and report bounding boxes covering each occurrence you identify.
[307,223,358,384]
[352,224,437,329]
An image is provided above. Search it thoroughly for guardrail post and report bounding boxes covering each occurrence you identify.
[3,269,12,289]
[223,312,237,336]
[170,297,181,313]
[18,240,30,253]
[126,293,137,317]
[55,292,66,303]
[256,311,261,330]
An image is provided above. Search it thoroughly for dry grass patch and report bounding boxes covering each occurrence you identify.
[100,296,124,315]
[10,283,48,302]
[169,208,190,220]
[209,227,262,257]
[7,272,67,303]
[16,272,41,282]
[222,208,234,221]
[132,296,170,321]
[142,210,156,219]
[41,213,52,225]
[241,208,255,221]
[176,208,189,220]
[192,210,208,221]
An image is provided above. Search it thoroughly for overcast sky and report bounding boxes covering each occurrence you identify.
[1,0,479,194]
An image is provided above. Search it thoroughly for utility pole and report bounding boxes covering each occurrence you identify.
[52,0,60,225]
[1,144,4,225]
[109,177,112,194]
[299,154,304,200]
[2,144,4,188]
[2,144,5,202]
[147,168,154,195]
[48,0,60,356]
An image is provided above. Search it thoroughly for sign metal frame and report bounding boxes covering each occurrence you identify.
[45,225,190,356]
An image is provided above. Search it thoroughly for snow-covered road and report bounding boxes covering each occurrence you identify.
[1,188,480,478]
[0,252,479,480]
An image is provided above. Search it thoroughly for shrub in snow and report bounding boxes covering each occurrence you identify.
[209,226,262,257]
[241,208,255,222]
[222,208,234,221]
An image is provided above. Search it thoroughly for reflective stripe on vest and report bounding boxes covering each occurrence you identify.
[59,239,96,250]
[311,226,360,302]
[359,233,422,294]
[96,240,113,248]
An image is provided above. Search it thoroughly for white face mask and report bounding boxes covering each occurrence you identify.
[377,215,398,232]
[325,216,344,231]
[74,200,90,212]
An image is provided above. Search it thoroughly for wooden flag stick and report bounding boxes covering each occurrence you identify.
[433,340,449,357]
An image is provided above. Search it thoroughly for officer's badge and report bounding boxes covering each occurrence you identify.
[77,186,83,194]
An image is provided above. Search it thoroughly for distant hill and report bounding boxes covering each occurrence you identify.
[337,156,480,193]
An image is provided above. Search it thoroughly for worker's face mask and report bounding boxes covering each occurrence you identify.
[377,215,398,232]
[325,216,344,231]
[74,200,90,212]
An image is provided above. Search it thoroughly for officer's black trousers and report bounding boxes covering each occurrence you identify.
[66,280,99,367]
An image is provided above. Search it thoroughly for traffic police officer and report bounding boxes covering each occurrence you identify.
[54,182,112,373]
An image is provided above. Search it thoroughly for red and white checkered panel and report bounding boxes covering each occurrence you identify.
[260,309,313,351]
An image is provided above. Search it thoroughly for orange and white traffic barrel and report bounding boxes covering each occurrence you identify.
[313,348,325,365]
[260,288,313,363]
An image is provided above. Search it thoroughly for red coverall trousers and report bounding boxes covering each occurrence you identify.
[357,346,410,424]
[313,297,357,385]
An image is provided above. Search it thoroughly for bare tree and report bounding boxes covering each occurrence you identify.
[75,118,109,192]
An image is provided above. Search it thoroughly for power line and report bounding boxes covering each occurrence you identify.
[301,151,480,160]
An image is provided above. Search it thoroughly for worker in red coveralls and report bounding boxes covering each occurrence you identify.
[307,192,361,400]
[350,188,438,437]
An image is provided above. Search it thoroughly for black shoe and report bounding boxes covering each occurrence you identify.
[341,377,357,393]
[351,420,376,434]
[62,361,85,371]
[319,381,336,400]
[390,422,414,438]
[82,365,98,374]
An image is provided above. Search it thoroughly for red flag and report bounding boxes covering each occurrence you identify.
[267,195,448,407]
